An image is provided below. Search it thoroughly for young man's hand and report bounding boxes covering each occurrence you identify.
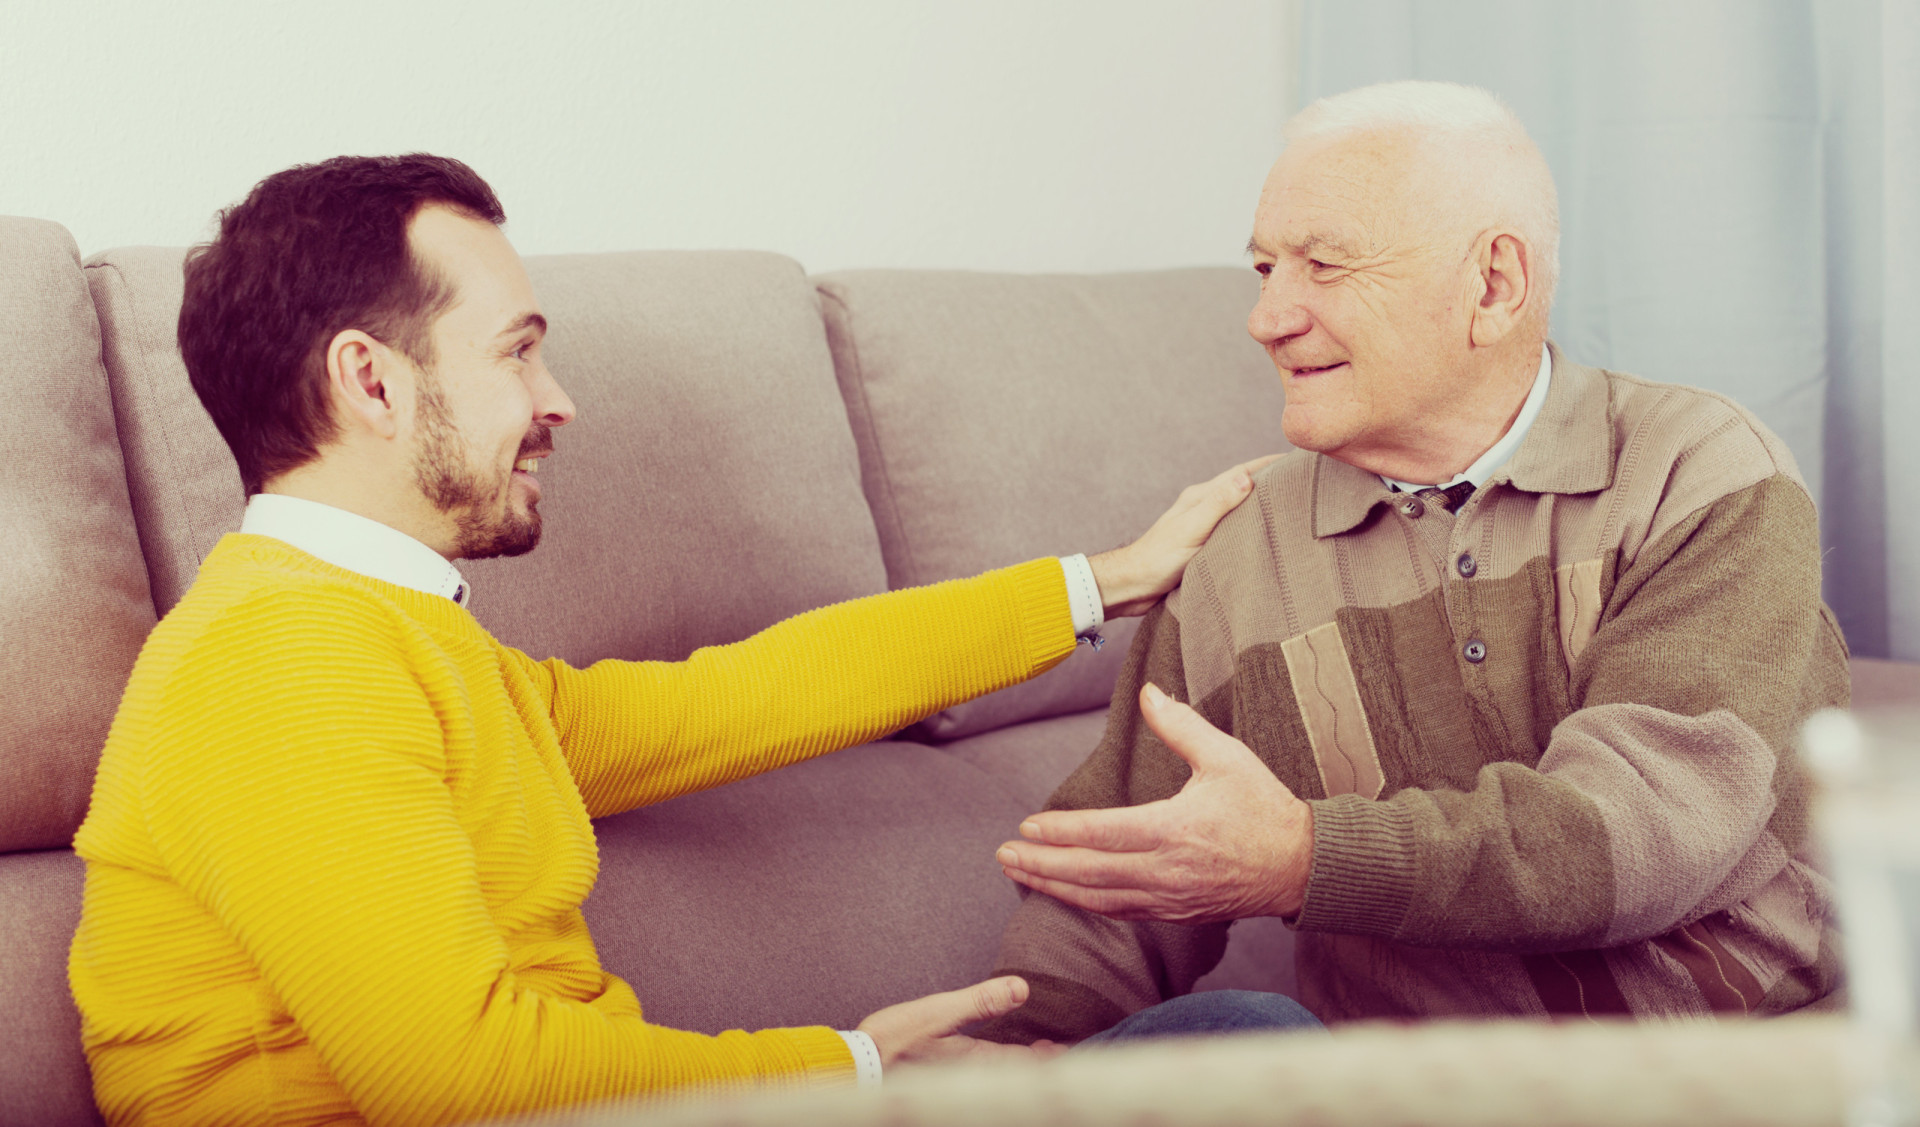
[856,976,1063,1070]
[1089,455,1283,618]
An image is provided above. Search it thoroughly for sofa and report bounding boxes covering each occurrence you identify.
[4,212,1916,1127]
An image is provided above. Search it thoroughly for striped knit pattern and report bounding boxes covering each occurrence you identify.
[71,535,1075,1127]
[981,346,1851,1043]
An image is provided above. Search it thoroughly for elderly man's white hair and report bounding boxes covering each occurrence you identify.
[1286,81,1561,320]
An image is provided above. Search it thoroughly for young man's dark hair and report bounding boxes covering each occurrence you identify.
[178,154,505,494]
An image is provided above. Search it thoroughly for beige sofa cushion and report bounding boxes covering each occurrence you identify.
[0,850,101,1127]
[0,219,158,853]
[815,269,1288,739]
[85,247,241,619]
[586,737,1030,1033]
[86,247,889,662]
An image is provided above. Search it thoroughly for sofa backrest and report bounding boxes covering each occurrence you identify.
[84,245,890,664]
[8,230,1290,853]
[0,219,158,854]
[815,268,1290,739]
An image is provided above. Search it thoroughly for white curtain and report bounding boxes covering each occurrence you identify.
[1298,0,1919,660]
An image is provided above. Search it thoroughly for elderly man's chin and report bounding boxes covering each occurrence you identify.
[1278,401,1360,456]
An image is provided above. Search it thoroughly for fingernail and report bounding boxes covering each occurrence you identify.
[1019,821,1042,840]
[1236,472,1253,491]
[996,846,1018,866]
[1144,682,1167,708]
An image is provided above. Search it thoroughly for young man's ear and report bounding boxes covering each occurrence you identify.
[1468,231,1533,348]
[325,330,406,440]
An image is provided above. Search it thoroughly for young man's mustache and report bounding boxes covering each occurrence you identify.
[516,427,554,460]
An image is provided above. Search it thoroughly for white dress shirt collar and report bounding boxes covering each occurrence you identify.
[1381,344,1554,494]
[240,493,472,607]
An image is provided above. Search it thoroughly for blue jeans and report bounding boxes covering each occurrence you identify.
[1079,990,1324,1045]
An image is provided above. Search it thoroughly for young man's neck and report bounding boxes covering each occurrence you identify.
[263,459,460,560]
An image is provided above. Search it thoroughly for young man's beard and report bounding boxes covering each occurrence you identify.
[412,375,546,561]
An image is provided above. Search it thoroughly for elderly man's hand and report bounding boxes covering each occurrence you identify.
[1089,456,1281,618]
[995,682,1314,923]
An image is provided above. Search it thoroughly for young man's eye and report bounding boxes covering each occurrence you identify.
[1254,262,1272,278]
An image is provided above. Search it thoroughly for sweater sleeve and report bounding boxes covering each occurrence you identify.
[1295,474,1852,952]
[517,557,1078,818]
[976,602,1233,1044]
[138,589,857,1127]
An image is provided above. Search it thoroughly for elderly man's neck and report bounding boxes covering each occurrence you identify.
[1336,340,1545,486]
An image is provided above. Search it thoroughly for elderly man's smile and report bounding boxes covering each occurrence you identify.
[1287,361,1349,377]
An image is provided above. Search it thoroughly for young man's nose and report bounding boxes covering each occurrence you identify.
[532,364,577,428]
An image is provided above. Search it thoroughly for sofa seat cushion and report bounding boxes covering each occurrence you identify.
[934,707,1111,811]
[815,268,1289,739]
[0,218,158,853]
[0,849,101,1127]
[86,247,890,662]
[584,739,1040,1034]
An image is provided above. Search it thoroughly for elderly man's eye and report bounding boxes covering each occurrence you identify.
[1254,262,1273,278]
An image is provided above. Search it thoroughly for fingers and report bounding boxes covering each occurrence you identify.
[911,1034,1064,1067]
[1138,682,1250,772]
[996,838,1172,891]
[999,867,1166,919]
[924,975,1030,1035]
[857,977,1035,1068]
[1183,462,1257,520]
[1185,454,1282,516]
[1237,453,1284,477]
[1015,805,1165,851]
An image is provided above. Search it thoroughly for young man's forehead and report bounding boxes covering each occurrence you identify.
[409,212,538,318]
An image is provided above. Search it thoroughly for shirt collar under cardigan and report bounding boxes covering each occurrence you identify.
[1378,344,1554,495]
[1312,341,1618,539]
[240,493,473,607]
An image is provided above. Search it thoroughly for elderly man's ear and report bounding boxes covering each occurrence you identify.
[1468,232,1534,348]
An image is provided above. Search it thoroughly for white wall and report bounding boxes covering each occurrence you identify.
[0,1,1296,274]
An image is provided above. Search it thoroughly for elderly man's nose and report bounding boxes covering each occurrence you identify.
[1248,287,1311,344]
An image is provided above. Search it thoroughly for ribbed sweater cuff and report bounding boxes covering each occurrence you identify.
[1293,794,1418,940]
[784,1025,860,1090]
[1003,557,1079,675]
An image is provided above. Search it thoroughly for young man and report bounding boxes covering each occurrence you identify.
[68,155,1270,1127]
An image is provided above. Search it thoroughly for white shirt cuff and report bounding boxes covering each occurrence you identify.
[1058,554,1105,638]
[837,1029,883,1087]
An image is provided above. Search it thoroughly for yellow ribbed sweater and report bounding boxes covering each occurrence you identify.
[71,534,1076,1127]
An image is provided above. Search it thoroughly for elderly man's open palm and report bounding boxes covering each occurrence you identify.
[995,683,1316,923]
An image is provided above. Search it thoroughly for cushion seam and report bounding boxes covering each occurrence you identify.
[818,285,920,587]
[96,260,210,571]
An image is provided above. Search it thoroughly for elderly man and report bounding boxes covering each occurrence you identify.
[982,80,1848,1042]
